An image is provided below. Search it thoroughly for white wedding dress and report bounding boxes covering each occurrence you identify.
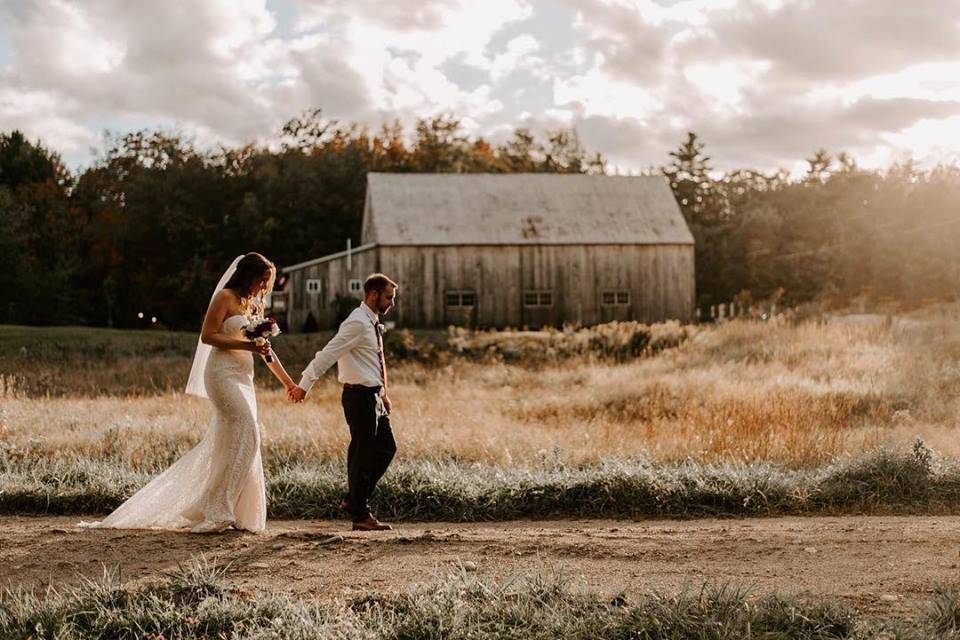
[81,314,266,533]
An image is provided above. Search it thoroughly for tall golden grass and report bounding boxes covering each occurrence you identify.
[2,306,958,471]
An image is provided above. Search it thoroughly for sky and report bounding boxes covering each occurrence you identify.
[1,0,959,175]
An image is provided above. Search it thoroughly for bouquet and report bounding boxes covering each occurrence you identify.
[242,316,281,362]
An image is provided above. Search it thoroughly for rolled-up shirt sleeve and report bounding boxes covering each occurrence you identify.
[298,319,364,392]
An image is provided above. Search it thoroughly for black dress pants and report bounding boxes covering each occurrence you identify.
[341,386,396,521]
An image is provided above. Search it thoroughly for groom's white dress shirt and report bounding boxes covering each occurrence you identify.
[298,302,384,392]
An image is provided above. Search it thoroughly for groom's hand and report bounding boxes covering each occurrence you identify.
[288,386,306,403]
[383,394,392,414]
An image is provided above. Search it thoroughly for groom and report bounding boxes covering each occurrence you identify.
[287,273,398,531]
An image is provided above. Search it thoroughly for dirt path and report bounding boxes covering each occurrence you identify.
[3,515,960,617]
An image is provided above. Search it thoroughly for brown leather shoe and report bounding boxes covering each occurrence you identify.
[352,515,393,531]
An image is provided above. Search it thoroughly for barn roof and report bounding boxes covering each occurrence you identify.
[282,242,377,273]
[361,173,693,246]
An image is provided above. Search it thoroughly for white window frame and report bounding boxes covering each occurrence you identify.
[305,279,321,294]
[348,279,363,294]
[602,289,630,306]
[445,290,476,308]
[523,289,554,307]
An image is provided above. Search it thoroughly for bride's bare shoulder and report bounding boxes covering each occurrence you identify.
[209,289,243,315]
[212,288,239,303]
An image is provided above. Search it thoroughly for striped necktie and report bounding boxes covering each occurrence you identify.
[372,318,387,389]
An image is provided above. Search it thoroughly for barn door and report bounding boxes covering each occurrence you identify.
[443,290,477,328]
[521,289,554,329]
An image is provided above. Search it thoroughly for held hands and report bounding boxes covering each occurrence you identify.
[287,385,306,404]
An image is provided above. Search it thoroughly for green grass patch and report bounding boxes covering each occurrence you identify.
[4,442,960,521]
[0,558,856,640]
[7,556,960,639]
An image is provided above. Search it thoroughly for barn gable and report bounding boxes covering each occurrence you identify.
[361,173,693,246]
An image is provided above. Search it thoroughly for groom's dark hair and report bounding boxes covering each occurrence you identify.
[364,273,398,295]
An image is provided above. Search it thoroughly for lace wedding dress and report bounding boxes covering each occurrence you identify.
[81,314,266,533]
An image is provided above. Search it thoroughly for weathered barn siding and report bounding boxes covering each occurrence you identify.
[285,243,694,330]
[284,244,379,331]
[380,244,694,327]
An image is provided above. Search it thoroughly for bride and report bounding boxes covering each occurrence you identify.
[82,252,297,533]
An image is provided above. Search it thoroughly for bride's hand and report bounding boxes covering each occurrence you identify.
[247,341,271,356]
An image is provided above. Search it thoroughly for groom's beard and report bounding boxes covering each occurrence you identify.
[376,296,393,316]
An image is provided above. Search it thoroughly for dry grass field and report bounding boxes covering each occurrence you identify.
[2,305,959,474]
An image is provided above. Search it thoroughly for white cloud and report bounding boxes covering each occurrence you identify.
[552,62,662,120]
[0,0,298,159]
[10,1,125,77]
[698,0,960,82]
[490,34,543,82]
[0,0,957,173]
[0,86,96,155]
[288,0,531,126]
[842,61,960,104]
[877,114,960,168]
[681,59,771,114]
[561,0,960,171]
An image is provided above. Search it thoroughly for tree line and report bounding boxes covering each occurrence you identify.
[1,110,957,329]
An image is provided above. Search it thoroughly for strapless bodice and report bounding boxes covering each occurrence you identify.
[210,315,253,372]
[221,314,248,337]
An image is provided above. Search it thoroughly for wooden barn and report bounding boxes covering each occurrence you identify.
[273,172,695,331]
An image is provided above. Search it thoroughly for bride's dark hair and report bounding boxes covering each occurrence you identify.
[223,252,275,313]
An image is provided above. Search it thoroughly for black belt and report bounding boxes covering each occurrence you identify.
[343,383,382,392]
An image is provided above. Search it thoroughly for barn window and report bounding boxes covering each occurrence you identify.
[306,279,321,294]
[524,290,554,307]
[602,290,630,306]
[446,290,476,307]
[268,293,287,311]
[349,279,362,294]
